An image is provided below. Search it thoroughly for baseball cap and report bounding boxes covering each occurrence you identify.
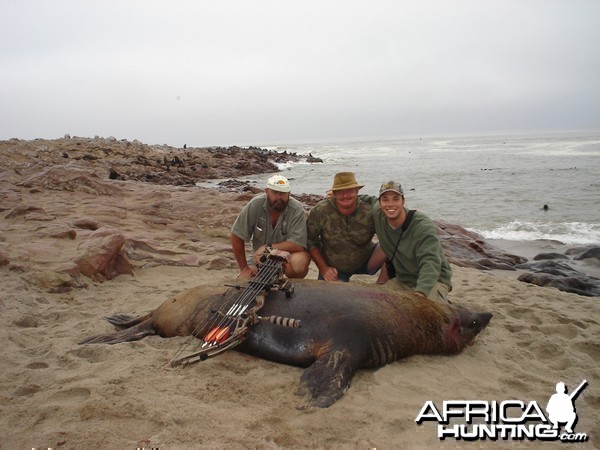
[379,181,404,197]
[266,175,291,193]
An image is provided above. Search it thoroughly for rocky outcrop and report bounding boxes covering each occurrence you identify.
[435,221,526,270]
[572,246,600,262]
[1,137,317,187]
[533,252,569,261]
[512,245,600,296]
[516,260,600,297]
[433,223,600,296]
[306,153,324,163]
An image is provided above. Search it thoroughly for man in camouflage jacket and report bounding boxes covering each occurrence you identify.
[307,172,383,282]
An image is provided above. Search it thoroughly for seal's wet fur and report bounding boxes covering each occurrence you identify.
[81,279,492,407]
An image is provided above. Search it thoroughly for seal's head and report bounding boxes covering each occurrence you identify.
[444,306,492,352]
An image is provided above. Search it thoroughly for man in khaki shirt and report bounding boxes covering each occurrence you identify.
[231,175,310,279]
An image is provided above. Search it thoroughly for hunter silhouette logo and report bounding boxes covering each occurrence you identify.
[546,380,587,434]
[415,379,589,442]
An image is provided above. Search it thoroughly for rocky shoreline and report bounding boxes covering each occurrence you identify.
[1,136,319,186]
[1,137,598,296]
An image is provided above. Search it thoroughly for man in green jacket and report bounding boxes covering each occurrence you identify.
[374,181,452,302]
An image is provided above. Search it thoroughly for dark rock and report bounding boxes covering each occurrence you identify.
[516,260,600,297]
[574,246,600,261]
[217,179,262,193]
[516,260,568,274]
[434,221,526,270]
[564,245,590,256]
[306,153,324,163]
[533,252,569,261]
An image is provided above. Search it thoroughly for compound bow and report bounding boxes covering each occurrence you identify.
[169,249,299,367]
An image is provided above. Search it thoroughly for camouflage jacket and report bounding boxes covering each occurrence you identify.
[306,196,376,273]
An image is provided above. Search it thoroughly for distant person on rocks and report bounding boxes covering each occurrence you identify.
[307,172,385,282]
[373,181,452,302]
[231,175,311,279]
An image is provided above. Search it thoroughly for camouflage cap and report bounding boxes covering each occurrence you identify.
[379,181,404,197]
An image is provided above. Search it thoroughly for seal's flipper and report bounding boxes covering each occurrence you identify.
[79,319,156,345]
[105,313,152,329]
[297,348,358,408]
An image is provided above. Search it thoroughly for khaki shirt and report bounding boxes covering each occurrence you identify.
[231,194,307,253]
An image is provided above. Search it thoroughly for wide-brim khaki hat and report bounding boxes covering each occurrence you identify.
[331,172,364,191]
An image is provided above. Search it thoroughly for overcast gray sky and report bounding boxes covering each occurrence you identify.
[1,0,599,147]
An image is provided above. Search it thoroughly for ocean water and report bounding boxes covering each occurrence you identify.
[259,132,600,247]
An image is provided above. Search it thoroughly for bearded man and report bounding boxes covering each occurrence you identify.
[231,175,311,279]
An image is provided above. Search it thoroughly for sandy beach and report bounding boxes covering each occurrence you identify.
[0,140,598,449]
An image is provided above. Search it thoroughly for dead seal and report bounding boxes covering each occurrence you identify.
[80,279,492,407]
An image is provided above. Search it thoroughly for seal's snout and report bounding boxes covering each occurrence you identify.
[466,312,492,347]
[479,312,493,329]
[456,310,493,349]
[469,311,493,335]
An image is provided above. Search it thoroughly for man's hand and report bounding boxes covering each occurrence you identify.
[321,266,339,282]
[238,265,258,279]
[268,248,291,261]
[253,245,291,264]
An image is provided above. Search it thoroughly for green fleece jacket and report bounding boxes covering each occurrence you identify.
[372,201,452,296]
